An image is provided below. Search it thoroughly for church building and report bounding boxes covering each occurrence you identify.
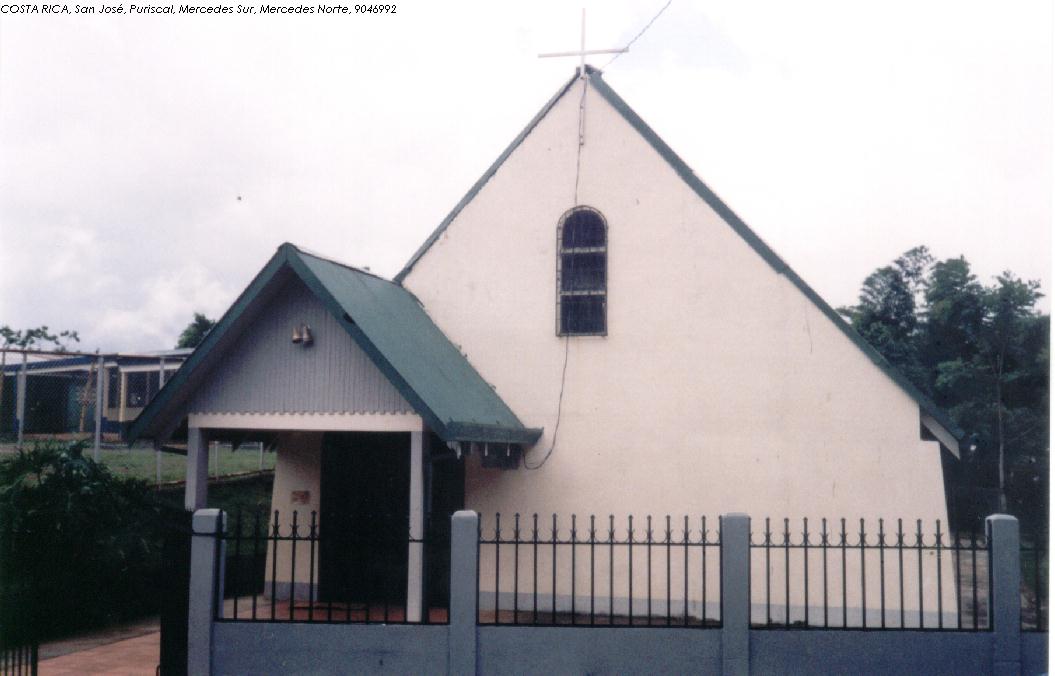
[130,66,962,621]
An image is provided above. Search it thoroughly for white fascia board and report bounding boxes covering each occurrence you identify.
[921,412,961,459]
[188,411,424,432]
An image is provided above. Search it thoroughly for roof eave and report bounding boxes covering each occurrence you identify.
[446,422,543,445]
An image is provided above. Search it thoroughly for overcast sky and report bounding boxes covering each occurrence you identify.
[0,0,1050,352]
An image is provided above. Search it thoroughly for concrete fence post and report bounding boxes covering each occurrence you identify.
[449,510,479,676]
[721,513,750,676]
[15,353,26,451]
[188,509,226,676]
[987,514,1021,676]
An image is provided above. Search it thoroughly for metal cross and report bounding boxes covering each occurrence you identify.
[539,9,628,78]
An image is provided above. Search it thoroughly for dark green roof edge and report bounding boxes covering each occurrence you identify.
[584,69,964,441]
[129,243,538,445]
[393,69,584,284]
[447,422,543,445]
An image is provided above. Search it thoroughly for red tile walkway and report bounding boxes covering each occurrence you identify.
[38,632,159,676]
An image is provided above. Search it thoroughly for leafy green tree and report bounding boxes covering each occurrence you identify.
[922,257,985,370]
[846,248,1048,527]
[979,274,1044,512]
[176,313,216,349]
[840,246,933,391]
[0,441,175,643]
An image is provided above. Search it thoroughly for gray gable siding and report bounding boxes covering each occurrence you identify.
[190,276,412,416]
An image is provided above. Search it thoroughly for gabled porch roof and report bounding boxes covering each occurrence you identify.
[129,243,542,446]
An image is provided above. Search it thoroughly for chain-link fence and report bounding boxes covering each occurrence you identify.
[0,347,186,444]
[0,347,276,483]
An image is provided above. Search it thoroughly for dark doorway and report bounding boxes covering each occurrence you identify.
[319,432,410,604]
[425,432,465,608]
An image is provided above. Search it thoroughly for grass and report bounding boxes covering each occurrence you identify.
[0,439,276,482]
[100,444,275,483]
[154,471,275,522]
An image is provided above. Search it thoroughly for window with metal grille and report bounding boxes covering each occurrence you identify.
[125,371,160,408]
[557,207,607,336]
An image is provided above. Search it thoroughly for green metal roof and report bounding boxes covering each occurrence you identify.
[395,65,964,444]
[129,243,542,445]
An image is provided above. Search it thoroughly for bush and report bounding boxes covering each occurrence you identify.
[0,441,180,643]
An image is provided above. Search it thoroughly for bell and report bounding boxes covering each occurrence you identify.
[291,326,303,343]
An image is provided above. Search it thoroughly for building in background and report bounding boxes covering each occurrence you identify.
[1,349,190,440]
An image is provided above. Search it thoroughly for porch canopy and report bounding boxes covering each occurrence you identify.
[129,242,542,451]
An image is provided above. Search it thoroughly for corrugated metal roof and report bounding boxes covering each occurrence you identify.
[129,244,542,445]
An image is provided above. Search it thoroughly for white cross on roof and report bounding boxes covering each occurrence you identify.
[539,9,628,78]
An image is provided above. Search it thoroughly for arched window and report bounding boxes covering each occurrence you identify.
[557,207,607,336]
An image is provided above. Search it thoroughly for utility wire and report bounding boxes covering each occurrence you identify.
[601,0,674,70]
[526,0,670,469]
[524,77,588,471]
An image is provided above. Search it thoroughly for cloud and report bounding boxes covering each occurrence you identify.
[0,0,1049,353]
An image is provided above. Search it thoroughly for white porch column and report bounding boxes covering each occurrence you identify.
[185,426,209,511]
[118,371,127,423]
[406,429,425,622]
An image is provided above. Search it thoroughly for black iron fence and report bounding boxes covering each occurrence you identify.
[192,510,1047,676]
[202,509,1046,638]
[0,642,37,676]
[477,514,722,627]
[1021,528,1048,632]
[749,518,993,631]
[213,509,450,625]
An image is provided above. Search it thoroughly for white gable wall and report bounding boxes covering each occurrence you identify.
[402,80,948,528]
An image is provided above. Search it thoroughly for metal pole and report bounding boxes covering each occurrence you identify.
[93,354,103,462]
[15,352,26,451]
[258,441,264,471]
[0,349,7,437]
[156,357,165,484]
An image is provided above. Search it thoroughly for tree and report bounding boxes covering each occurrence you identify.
[176,313,216,349]
[928,273,1046,512]
[0,441,174,642]
[922,257,986,368]
[839,246,933,391]
[846,248,1048,528]
[978,274,1044,512]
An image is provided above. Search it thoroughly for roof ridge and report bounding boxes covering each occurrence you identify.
[281,242,393,283]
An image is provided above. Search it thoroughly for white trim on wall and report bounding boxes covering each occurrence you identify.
[921,413,961,459]
[120,364,182,374]
[188,411,424,432]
